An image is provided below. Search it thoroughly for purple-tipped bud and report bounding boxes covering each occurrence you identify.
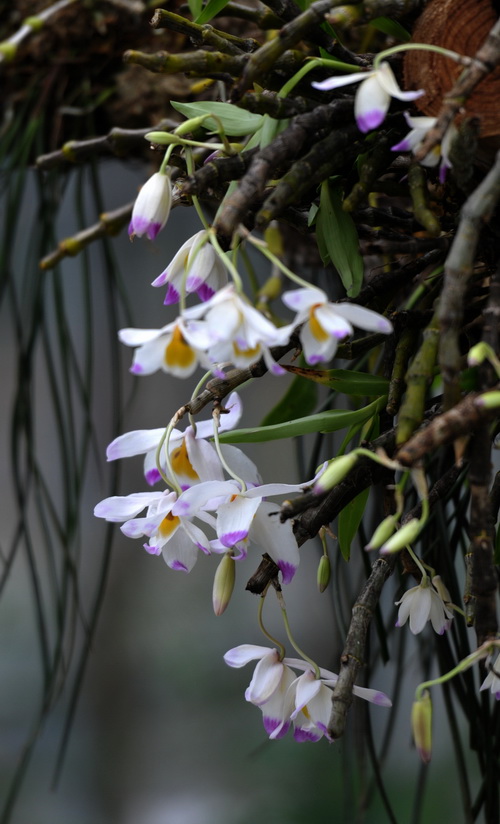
[128,171,172,240]
[380,518,422,554]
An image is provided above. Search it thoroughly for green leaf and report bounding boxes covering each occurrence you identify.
[282,365,389,396]
[338,488,370,560]
[171,100,263,136]
[369,16,411,42]
[260,375,318,427]
[195,0,231,24]
[219,396,386,443]
[316,180,364,297]
[188,0,204,19]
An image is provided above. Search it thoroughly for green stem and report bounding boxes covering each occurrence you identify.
[212,414,246,491]
[156,420,182,495]
[159,144,175,174]
[210,231,243,292]
[245,234,311,290]
[374,43,472,71]
[258,589,286,659]
[275,589,320,679]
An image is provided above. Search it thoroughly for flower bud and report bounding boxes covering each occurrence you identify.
[317,555,331,593]
[145,131,183,145]
[411,690,432,763]
[467,342,490,366]
[212,552,235,616]
[477,391,500,410]
[380,518,422,554]
[128,171,172,240]
[365,514,398,551]
[432,575,451,605]
[313,453,358,495]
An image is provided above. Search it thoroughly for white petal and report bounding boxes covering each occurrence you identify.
[376,61,424,102]
[94,492,162,522]
[224,644,273,668]
[314,305,353,339]
[291,671,321,718]
[355,73,390,132]
[217,494,261,547]
[162,527,199,572]
[312,71,371,91]
[301,320,338,364]
[250,502,299,584]
[172,480,238,517]
[246,651,284,705]
[106,428,166,461]
[409,586,432,634]
[333,303,393,334]
[118,326,166,347]
[282,287,325,312]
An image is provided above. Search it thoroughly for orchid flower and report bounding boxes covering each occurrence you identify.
[94,488,213,572]
[480,654,500,700]
[128,171,172,240]
[118,317,212,379]
[152,230,228,305]
[173,478,309,582]
[391,113,457,182]
[105,392,260,489]
[395,575,454,635]
[184,284,294,373]
[312,62,424,133]
[224,645,392,741]
[282,287,393,364]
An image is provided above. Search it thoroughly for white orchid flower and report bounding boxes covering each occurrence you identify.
[152,230,228,305]
[128,171,172,240]
[480,654,500,700]
[105,392,260,489]
[94,488,213,572]
[391,113,458,182]
[395,575,454,635]
[282,287,393,364]
[184,284,294,373]
[173,478,307,582]
[224,645,392,741]
[312,62,424,133]
[118,317,213,379]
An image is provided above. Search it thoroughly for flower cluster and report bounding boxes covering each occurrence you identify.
[224,645,392,741]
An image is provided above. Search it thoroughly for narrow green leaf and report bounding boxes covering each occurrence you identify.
[316,180,364,297]
[195,0,231,24]
[282,365,389,396]
[338,488,370,561]
[171,100,263,136]
[219,396,386,443]
[369,16,411,42]
[188,0,204,19]
[260,375,318,427]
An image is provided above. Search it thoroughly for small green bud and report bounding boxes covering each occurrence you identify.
[467,342,490,366]
[380,518,422,554]
[477,391,500,410]
[411,690,432,763]
[174,115,210,135]
[317,555,331,593]
[365,514,399,551]
[0,42,17,62]
[212,552,235,616]
[145,131,183,146]
[314,453,358,494]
